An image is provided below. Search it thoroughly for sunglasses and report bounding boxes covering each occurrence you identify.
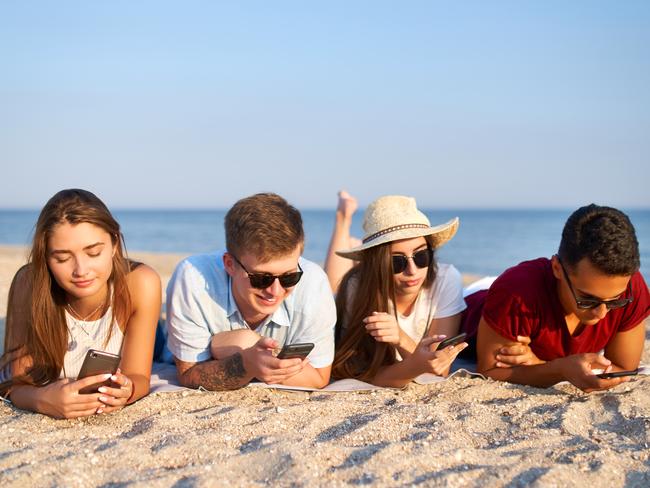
[557,257,633,310]
[231,254,303,289]
[392,248,433,274]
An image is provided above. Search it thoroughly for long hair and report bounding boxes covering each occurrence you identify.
[332,236,437,381]
[1,189,132,393]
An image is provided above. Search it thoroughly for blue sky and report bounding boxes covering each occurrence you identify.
[1,1,649,209]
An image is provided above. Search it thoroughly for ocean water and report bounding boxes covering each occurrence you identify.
[1,208,648,279]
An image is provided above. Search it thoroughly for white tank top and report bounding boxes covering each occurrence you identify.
[61,307,124,379]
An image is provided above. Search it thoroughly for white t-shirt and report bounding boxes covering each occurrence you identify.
[343,263,466,342]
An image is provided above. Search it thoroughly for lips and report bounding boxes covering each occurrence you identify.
[72,278,95,288]
[402,278,421,287]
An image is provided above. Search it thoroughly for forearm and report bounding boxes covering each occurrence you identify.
[280,364,330,389]
[395,332,417,358]
[8,384,46,413]
[324,215,355,293]
[178,354,252,391]
[481,360,565,388]
[370,358,423,388]
[125,374,151,404]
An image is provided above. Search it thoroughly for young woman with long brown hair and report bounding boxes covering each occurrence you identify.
[0,189,161,418]
[325,193,468,387]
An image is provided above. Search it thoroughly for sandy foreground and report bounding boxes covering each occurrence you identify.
[1,245,649,487]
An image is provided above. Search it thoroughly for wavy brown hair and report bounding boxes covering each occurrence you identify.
[1,189,132,394]
[332,236,437,381]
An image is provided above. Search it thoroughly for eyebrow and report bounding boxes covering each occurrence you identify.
[574,288,625,301]
[50,242,105,255]
[392,244,428,255]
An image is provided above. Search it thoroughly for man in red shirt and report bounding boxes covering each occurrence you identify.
[475,204,650,392]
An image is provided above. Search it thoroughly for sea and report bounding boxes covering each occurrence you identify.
[1,209,649,279]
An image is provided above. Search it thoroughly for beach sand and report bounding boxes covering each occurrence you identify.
[1,247,649,487]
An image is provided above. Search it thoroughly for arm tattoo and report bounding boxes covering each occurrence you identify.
[182,353,249,391]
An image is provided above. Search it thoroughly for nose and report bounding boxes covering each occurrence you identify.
[592,303,608,321]
[404,257,418,276]
[265,277,284,296]
[72,256,89,277]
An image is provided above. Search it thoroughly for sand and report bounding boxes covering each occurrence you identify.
[1,246,649,487]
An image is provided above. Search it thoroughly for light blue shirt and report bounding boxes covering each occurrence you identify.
[166,250,336,368]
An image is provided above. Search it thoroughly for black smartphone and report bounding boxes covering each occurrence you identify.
[437,332,468,350]
[77,349,121,394]
[596,369,638,379]
[277,342,314,360]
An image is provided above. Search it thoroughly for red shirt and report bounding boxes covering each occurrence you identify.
[481,258,650,361]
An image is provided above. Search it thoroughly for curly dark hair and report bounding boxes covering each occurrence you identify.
[558,204,640,276]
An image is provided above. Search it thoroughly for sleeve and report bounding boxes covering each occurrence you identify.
[432,264,468,318]
[165,261,213,363]
[289,266,337,369]
[616,272,650,332]
[482,277,535,342]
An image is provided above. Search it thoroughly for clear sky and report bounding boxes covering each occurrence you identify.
[1,1,649,209]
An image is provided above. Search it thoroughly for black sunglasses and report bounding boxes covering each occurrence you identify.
[231,254,303,289]
[392,248,433,274]
[557,256,633,310]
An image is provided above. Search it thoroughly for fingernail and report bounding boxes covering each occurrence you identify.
[99,396,107,402]
[96,408,103,414]
[98,387,107,393]
[496,355,502,360]
[103,374,112,379]
[111,375,118,381]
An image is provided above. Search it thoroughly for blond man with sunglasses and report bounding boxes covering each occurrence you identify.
[475,204,650,392]
[166,193,336,390]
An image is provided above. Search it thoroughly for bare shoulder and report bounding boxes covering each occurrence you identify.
[126,263,162,305]
[126,263,161,288]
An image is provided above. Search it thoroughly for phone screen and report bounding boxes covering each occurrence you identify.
[437,332,467,350]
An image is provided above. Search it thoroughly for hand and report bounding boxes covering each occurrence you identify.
[409,335,468,377]
[96,369,134,414]
[241,337,306,384]
[557,353,631,393]
[364,312,402,345]
[37,373,111,419]
[495,336,544,368]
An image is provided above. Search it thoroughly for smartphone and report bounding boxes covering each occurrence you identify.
[77,349,121,394]
[437,332,468,350]
[277,342,314,360]
[596,369,638,379]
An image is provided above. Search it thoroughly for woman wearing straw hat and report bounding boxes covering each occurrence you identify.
[325,192,468,387]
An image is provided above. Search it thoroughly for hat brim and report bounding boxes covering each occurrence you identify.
[335,217,459,261]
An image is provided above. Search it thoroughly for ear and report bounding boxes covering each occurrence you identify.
[550,255,563,280]
[223,252,236,277]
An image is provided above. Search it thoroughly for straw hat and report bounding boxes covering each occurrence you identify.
[336,195,459,261]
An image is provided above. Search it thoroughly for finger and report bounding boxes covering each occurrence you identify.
[98,394,128,407]
[98,385,130,399]
[590,355,612,369]
[421,336,442,348]
[110,373,131,388]
[72,373,113,391]
[363,315,391,324]
[64,406,104,419]
[274,358,303,369]
[98,405,123,415]
[500,345,526,356]
[495,354,526,365]
[256,336,279,351]
[516,336,531,345]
